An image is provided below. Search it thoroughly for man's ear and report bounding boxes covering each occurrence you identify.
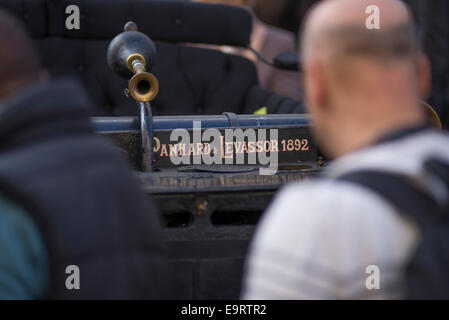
[417,54,431,100]
[304,59,327,114]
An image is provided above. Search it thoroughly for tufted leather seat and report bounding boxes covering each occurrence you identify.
[0,0,304,116]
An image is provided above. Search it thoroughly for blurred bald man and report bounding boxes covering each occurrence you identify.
[243,0,449,299]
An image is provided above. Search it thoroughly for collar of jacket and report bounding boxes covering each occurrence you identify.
[372,124,433,146]
[0,79,94,152]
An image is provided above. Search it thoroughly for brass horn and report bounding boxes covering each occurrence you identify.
[107,22,159,102]
[126,53,159,102]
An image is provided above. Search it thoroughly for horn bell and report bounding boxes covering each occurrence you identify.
[128,71,159,102]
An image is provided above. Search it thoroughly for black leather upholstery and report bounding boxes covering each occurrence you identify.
[1,0,304,116]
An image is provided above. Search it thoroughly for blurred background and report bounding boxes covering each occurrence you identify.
[197,0,449,128]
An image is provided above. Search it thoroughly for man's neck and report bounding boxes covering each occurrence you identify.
[332,112,427,158]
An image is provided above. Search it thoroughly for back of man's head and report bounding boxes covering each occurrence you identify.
[300,0,430,158]
[0,9,43,101]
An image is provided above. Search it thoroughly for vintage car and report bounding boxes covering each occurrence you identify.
[92,2,320,299]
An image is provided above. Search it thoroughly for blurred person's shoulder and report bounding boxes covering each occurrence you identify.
[255,20,301,99]
[250,131,449,265]
[253,17,296,54]
[247,177,418,298]
[244,129,449,299]
[264,25,296,52]
[257,178,418,253]
[255,129,449,254]
[329,129,449,178]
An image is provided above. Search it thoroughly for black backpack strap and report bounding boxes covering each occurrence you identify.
[337,170,443,224]
[338,157,449,222]
[424,158,449,194]
[337,159,449,299]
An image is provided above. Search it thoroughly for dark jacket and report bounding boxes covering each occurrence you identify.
[406,0,449,128]
[0,80,171,299]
